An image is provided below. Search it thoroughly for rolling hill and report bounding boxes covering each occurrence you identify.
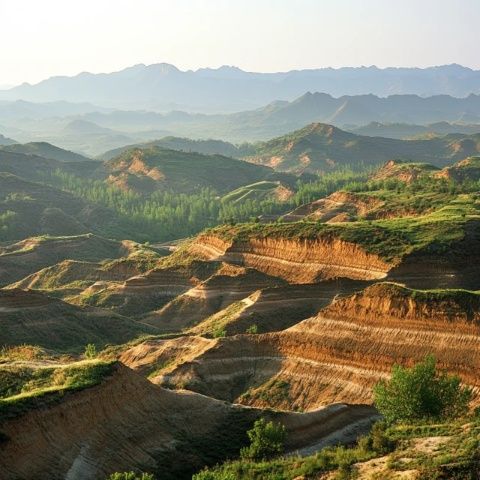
[0,288,152,352]
[104,146,294,194]
[245,122,480,173]
[0,141,90,162]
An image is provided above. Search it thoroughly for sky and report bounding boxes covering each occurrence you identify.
[0,0,479,86]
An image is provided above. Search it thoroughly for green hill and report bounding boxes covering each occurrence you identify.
[222,181,293,204]
[105,146,292,194]
[0,173,129,242]
[245,123,480,174]
[99,136,245,161]
[0,141,90,162]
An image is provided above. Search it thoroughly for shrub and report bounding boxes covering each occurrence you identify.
[84,344,97,359]
[212,327,226,338]
[240,417,286,460]
[246,324,258,334]
[357,422,395,454]
[106,472,154,480]
[373,355,472,424]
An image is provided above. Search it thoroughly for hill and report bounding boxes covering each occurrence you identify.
[245,123,480,173]
[105,146,292,194]
[0,141,90,162]
[436,156,480,182]
[0,288,152,352]
[0,233,143,286]
[99,136,245,161]
[350,121,480,139]
[0,134,16,146]
[0,173,132,242]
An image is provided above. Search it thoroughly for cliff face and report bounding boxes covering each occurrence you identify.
[157,283,480,412]
[0,362,377,480]
[143,264,284,331]
[323,283,480,329]
[0,363,255,480]
[190,234,391,283]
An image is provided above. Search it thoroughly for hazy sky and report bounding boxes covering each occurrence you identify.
[1,0,479,86]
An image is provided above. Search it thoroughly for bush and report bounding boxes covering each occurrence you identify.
[106,473,154,480]
[373,355,472,424]
[84,344,97,359]
[357,422,395,454]
[246,324,258,334]
[240,418,286,460]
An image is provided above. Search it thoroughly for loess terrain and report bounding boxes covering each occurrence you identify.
[0,121,479,479]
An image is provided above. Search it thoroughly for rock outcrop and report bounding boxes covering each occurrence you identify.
[152,283,480,411]
[190,234,391,283]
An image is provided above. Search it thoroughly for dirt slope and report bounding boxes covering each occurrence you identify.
[0,362,376,480]
[143,283,480,412]
[0,288,152,352]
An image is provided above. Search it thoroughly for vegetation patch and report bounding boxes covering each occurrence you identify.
[0,360,115,421]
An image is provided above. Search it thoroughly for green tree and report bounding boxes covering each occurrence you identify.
[240,418,286,460]
[373,355,472,424]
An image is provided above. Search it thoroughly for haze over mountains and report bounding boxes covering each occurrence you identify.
[2,90,480,156]
[2,63,480,113]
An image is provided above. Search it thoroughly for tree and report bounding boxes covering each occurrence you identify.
[240,418,286,460]
[373,355,472,424]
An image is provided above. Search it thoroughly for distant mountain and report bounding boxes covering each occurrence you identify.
[0,99,108,120]
[0,141,91,162]
[82,92,480,146]
[99,136,246,161]
[245,123,480,174]
[2,63,480,113]
[0,133,16,145]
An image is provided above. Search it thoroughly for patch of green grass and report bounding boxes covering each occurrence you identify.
[0,360,115,421]
[194,416,480,480]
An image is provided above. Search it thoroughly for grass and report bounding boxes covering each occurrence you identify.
[222,181,288,204]
[0,360,115,421]
[204,190,480,262]
[193,416,480,480]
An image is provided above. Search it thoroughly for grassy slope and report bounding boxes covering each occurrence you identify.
[206,194,479,262]
[0,142,90,162]
[247,123,480,173]
[106,146,291,194]
[194,417,480,479]
[0,360,115,422]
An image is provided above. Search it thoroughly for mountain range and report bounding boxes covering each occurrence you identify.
[2,63,480,113]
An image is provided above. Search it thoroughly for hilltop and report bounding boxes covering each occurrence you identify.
[105,146,292,194]
[245,123,480,173]
[99,136,246,161]
[0,141,90,162]
[0,233,145,286]
[0,288,152,352]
